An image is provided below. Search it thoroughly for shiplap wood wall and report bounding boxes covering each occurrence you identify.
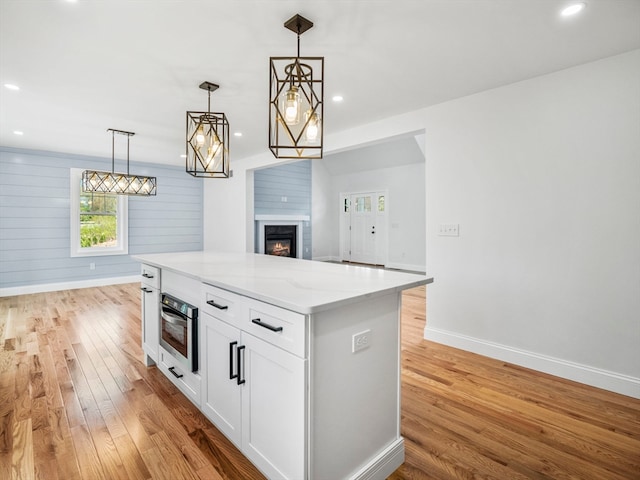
[0,147,203,289]
[254,160,312,259]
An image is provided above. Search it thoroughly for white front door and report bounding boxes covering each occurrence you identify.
[350,193,376,264]
[341,192,387,265]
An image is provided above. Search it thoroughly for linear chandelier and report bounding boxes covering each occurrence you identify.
[82,129,157,196]
[186,81,230,178]
[269,14,324,159]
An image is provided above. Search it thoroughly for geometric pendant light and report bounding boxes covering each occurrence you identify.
[82,129,157,196]
[186,81,230,178]
[269,14,324,159]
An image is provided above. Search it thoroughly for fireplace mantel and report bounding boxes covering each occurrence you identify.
[256,215,310,258]
[255,214,310,221]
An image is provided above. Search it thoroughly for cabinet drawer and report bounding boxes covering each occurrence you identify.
[141,264,160,289]
[202,283,242,325]
[244,300,307,358]
[159,347,201,406]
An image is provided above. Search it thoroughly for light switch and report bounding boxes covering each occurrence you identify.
[438,224,459,236]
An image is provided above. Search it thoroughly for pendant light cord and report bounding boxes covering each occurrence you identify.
[126,134,130,175]
[111,129,115,174]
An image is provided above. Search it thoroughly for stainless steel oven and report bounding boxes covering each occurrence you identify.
[160,293,198,372]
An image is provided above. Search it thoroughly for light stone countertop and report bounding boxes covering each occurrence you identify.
[133,251,433,314]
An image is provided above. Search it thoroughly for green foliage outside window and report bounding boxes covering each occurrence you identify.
[80,192,118,248]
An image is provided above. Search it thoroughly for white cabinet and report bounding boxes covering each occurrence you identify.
[201,284,306,480]
[140,264,160,365]
[201,312,242,444]
[241,331,305,480]
[158,346,201,406]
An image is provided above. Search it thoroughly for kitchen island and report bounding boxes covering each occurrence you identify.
[134,251,433,480]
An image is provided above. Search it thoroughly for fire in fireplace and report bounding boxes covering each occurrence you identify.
[264,225,297,257]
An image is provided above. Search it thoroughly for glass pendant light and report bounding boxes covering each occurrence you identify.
[186,81,230,178]
[269,14,324,159]
[82,129,157,196]
[282,85,301,125]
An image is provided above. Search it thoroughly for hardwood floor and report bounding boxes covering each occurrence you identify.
[1,283,639,479]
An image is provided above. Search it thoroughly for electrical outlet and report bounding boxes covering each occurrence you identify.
[352,329,371,353]
[89,262,95,270]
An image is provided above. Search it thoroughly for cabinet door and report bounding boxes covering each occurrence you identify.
[241,333,306,480]
[141,285,159,365]
[201,312,243,447]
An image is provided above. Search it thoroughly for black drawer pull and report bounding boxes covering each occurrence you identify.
[142,273,154,279]
[251,318,283,332]
[207,300,229,310]
[140,287,152,293]
[168,366,183,379]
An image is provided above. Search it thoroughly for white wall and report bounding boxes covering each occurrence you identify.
[311,160,334,260]
[423,49,640,397]
[204,50,640,397]
[321,162,426,271]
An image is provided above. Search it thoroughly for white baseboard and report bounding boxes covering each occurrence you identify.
[312,255,341,262]
[424,326,640,399]
[350,438,404,480]
[0,275,140,297]
[385,262,426,273]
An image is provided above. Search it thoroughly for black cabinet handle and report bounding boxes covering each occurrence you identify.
[251,318,283,332]
[237,345,246,385]
[142,273,154,279]
[207,300,228,310]
[229,341,238,380]
[140,287,152,293]
[168,366,183,379]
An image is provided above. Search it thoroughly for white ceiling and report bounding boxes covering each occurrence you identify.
[1,0,639,168]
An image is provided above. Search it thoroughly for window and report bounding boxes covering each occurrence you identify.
[355,195,371,213]
[70,168,128,257]
[343,197,350,213]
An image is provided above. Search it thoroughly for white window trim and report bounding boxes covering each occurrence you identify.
[70,168,128,257]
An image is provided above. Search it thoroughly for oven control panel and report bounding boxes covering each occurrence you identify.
[162,293,197,318]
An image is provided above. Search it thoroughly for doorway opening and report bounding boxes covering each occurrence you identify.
[340,190,388,266]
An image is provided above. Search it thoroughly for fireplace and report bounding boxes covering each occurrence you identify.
[255,215,308,259]
[264,225,297,257]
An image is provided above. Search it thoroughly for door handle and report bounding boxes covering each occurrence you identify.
[161,311,187,327]
[229,341,238,380]
[237,345,246,385]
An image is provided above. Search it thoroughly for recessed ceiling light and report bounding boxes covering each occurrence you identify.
[561,2,586,17]
[4,84,20,91]
[332,95,344,102]
[180,154,187,158]
[234,132,243,137]
[13,131,24,136]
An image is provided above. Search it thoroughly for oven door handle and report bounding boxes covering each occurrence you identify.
[161,310,187,327]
